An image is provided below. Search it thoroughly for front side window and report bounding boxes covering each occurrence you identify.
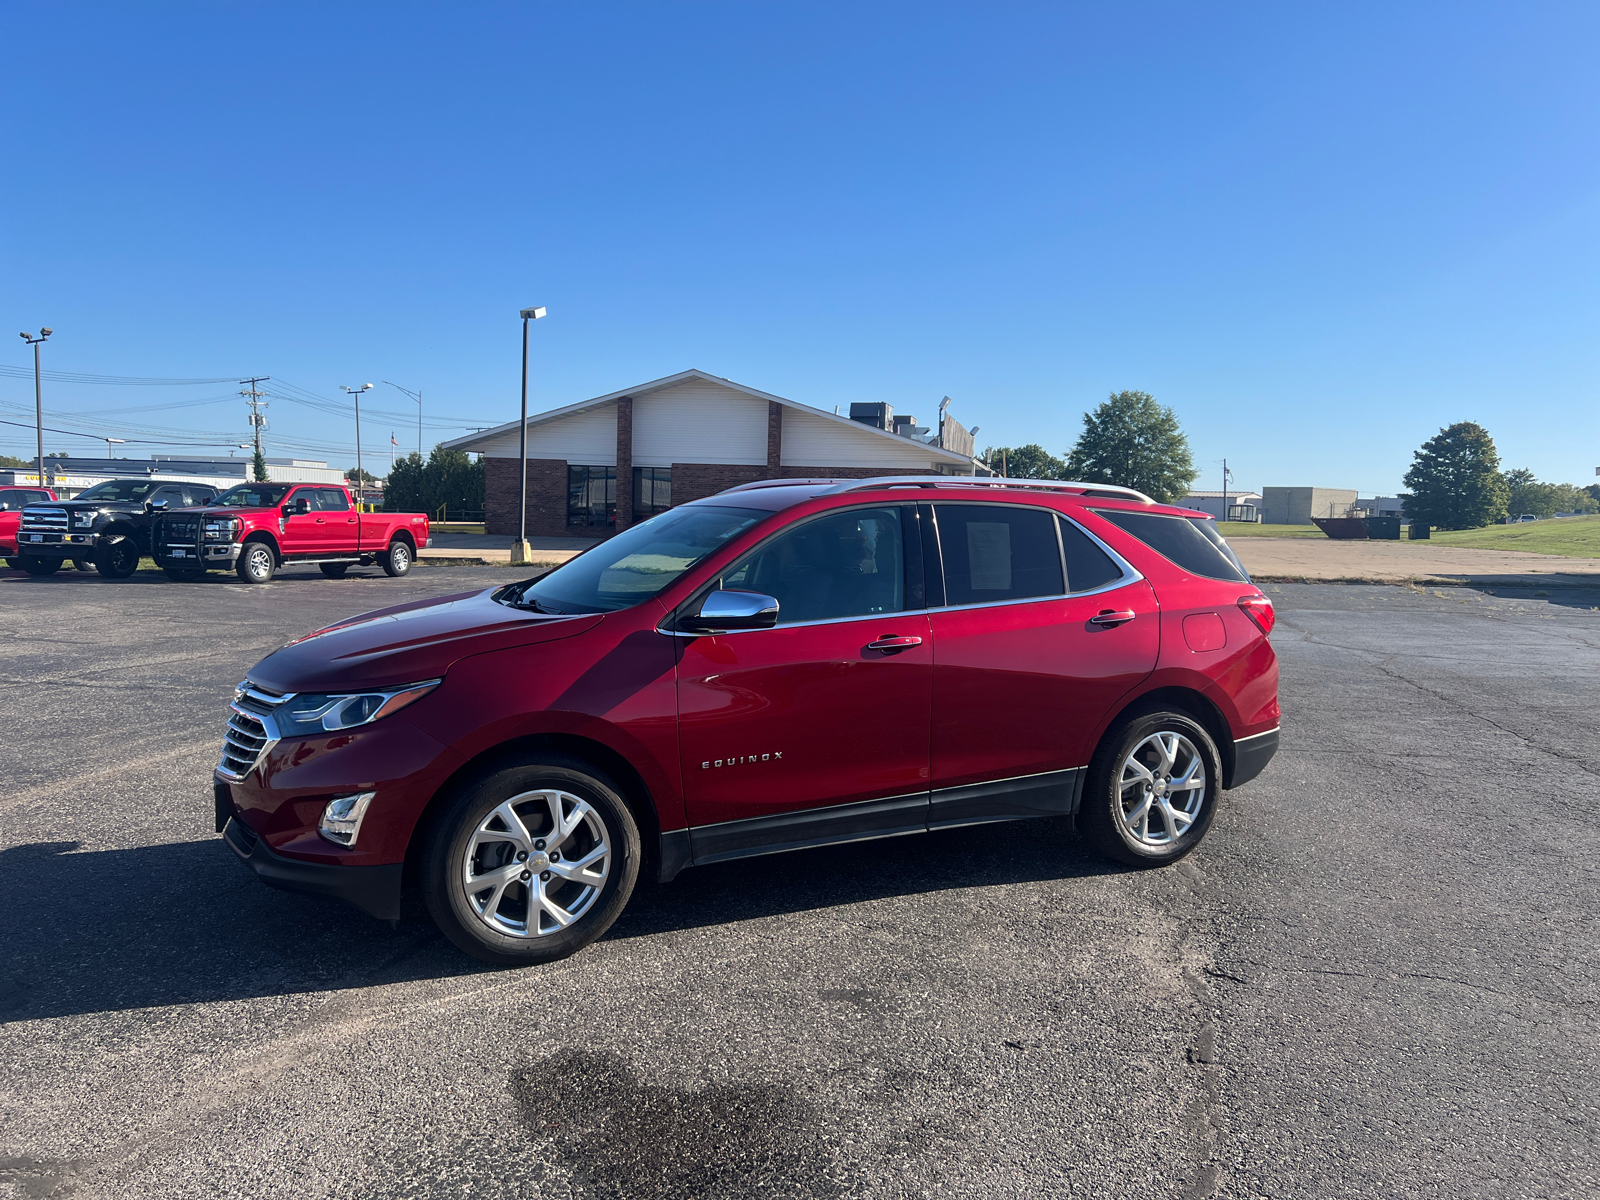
[935,504,1064,606]
[568,466,617,528]
[633,467,672,519]
[720,507,906,625]
[1092,510,1248,583]
[75,480,158,503]
[512,504,767,614]
[215,484,292,508]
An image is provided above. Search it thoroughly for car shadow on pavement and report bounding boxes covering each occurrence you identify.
[0,821,1120,1023]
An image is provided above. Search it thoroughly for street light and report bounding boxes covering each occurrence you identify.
[382,381,423,459]
[104,436,126,457]
[513,306,547,566]
[19,328,51,487]
[340,383,374,508]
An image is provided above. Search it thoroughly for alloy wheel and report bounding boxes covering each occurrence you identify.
[461,789,611,938]
[1116,731,1206,847]
[245,545,273,581]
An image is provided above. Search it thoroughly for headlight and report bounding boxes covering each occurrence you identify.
[74,512,96,528]
[275,680,441,735]
[204,518,240,541]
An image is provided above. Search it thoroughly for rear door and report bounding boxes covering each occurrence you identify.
[676,503,934,861]
[927,503,1159,828]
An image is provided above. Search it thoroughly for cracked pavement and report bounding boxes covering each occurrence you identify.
[0,566,1595,1198]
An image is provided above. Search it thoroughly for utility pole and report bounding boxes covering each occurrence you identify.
[382,381,423,460]
[513,306,548,566]
[1222,458,1229,523]
[19,328,52,487]
[240,377,270,480]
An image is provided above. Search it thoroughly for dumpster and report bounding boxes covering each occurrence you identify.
[1363,516,1402,540]
[1410,522,1431,540]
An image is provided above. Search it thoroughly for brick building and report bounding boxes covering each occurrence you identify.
[445,369,980,538]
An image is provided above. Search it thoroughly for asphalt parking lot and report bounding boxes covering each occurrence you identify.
[1,564,1596,1199]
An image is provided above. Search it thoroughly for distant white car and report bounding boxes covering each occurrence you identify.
[1514,515,1540,523]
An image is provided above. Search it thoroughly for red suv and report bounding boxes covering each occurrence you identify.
[215,478,1279,965]
[1,484,58,568]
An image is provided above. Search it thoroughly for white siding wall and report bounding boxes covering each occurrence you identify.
[475,402,618,464]
[780,408,950,469]
[631,381,769,466]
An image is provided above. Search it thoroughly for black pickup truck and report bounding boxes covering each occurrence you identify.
[15,478,220,577]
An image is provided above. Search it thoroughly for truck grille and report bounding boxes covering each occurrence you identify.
[21,507,67,531]
[217,679,293,780]
[159,515,200,543]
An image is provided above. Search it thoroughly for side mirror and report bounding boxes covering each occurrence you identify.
[679,589,780,632]
[149,498,169,512]
[292,497,311,515]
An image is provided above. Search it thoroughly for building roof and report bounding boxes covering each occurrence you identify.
[441,368,975,465]
[1185,489,1262,499]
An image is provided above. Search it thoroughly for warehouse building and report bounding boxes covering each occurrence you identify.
[445,369,981,538]
[0,455,344,497]
[1182,489,1263,522]
[1261,486,1359,525]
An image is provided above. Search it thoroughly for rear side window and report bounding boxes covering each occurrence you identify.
[317,488,350,512]
[1058,517,1126,593]
[935,504,1064,605]
[1092,510,1247,582]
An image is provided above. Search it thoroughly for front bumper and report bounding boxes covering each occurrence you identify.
[1228,727,1279,788]
[14,532,96,556]
[155,540,242,568]
[222,814,403,921]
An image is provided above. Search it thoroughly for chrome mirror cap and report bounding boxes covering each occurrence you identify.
[681,589,780,632]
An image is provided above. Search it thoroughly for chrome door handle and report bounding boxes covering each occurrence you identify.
[866,635,923,652]
[315,518,325,524]
[1089,610,1137,627]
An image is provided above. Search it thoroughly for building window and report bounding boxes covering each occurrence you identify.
[633,467,672,518]
[567,466,616,528]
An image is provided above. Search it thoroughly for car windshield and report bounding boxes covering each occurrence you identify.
[214,484,292,508]
[75,480,158,503]
[499,504,768,614]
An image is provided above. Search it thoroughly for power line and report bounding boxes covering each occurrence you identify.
[0,365,239,385]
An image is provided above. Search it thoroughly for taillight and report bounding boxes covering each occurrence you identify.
[1238,594,1275,636]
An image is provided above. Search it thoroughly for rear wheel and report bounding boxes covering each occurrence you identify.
[93,534,140,578]
[235,540,276,584]
[72,558,93,572]
[163,567,207,582]
[1080,708,1220,867]
[19,555,61,576]
[382,538,412,577]
[319,563,350,578]
[423,757,641,966]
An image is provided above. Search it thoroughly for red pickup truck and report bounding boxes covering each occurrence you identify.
[152,482,430,584]
[1,485,59,569]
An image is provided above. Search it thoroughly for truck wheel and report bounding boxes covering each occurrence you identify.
[5,556,20,570]
[1079,708,1221,868]
[422,757,641,966]
[236,540,276,584]
[319,563,350,578]
[20,555,61,576]
[72,558,93,572]
[163,568,207,582]
[382,538,413,577]
[93,534,140,578]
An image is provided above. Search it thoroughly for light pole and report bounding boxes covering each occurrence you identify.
[18,328,51,487]
[382,381,423,459]
[104,436,126,457]
[513,306,547,566]
[340,383,374,507]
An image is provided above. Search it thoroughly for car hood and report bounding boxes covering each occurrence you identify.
[29,500,139,512]
[246,587,605,693]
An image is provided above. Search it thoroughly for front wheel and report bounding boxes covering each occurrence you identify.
[72,558,93,572]
[163,567,207,582]
[1080,709,1221,867]
[235,541,276,584]
[382,538,412,577]
[4,556,19,570]
[93,535,140,578]
[422,758,641,966]
[19,555,61,576]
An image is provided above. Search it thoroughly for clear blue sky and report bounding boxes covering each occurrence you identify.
[3,2,1596,494]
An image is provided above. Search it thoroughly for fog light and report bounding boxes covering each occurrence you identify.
[319,792,376,847]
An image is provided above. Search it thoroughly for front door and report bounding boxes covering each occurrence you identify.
[278,487,324,556]
[927,503,1159,827]
[677,504,933,863]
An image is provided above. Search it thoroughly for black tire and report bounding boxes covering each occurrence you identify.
[382,537,413,577]
[235,540,276,584]
[72,558,93,572]
[319,563,350,579]
[93,534,140,578]
[1080,708,1221,868]
[19,555,61,576]
[422,756,641,966]
[163,567,207,582]
[6,556,23,570]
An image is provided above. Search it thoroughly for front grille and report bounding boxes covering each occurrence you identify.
[220,710,271,778]
[160,516,200,543]
[21,507,67,531]
[234,680,291,715]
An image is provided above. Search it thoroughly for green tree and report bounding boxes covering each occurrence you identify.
[0,454,28,469]
[983,443,1065,479]
[1401,422,1508,530]
[384,446,484,518]
[1584,484,1600,509]
[1063,390,1198,504]
[1503,468,1546,519]
[252,447,269,483]
[345,466,378,484]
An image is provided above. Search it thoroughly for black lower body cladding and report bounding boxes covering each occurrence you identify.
[222,816,403,921]
[1229,727,1279,788]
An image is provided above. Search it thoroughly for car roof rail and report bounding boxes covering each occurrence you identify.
[818,476,1157,504]
[718,478,842,493]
